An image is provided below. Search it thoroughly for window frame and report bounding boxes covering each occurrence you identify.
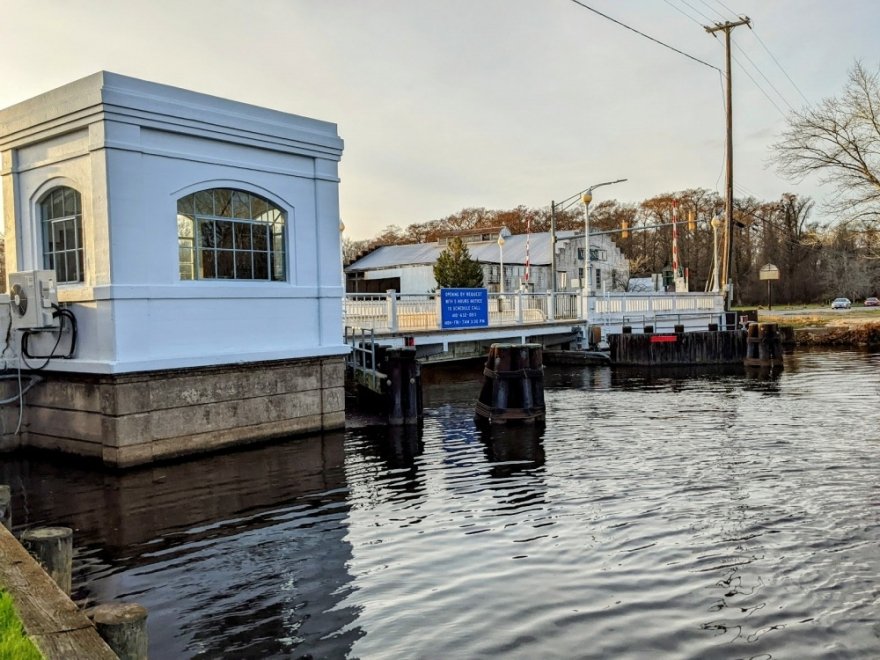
[39,186,84,284]
[177,188,287,282]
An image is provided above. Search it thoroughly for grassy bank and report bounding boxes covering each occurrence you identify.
[757,310,880,346]
[0,591,42,659]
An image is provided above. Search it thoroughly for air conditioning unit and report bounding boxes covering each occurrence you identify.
[8,270,59,330]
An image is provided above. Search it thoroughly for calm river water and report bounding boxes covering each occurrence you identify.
[2,349,880,659]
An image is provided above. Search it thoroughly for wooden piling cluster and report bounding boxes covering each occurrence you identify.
[475,343,545,425]
[743,322,784,368]
[0,485,148,659]
[610,329,747,366]
[349,343,423,425]
[383,347,423,426]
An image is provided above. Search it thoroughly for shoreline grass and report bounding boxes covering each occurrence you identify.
[0,590,42,659]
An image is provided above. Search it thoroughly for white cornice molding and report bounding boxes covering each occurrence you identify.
[0,71,343,160]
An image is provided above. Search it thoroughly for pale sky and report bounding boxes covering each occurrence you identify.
[2,1,879,240]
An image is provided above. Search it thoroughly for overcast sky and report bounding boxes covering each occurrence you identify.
[2,1,879,240]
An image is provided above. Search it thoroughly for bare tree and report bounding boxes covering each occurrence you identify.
[774,61,880,222]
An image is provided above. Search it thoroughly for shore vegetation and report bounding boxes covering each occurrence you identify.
[0,590,42,660]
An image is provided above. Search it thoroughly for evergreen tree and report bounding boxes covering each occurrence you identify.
[433,237,483,288]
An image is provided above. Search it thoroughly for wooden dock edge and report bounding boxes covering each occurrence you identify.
[0,524,117,659]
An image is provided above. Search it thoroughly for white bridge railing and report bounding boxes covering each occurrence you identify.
[343,290,724,335]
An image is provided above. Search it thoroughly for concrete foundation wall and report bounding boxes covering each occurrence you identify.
[16,356,345,467]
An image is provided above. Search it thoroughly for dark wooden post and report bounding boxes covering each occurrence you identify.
[386,349,404,426]
[476,343,545,425]
[21,527,73,595]
[529,344,545,411]
[404,355,421,425]
[517,344,533,411]
[383,347,421,426]
[746,322,760,362]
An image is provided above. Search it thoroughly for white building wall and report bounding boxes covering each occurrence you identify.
[555,234,629,293]
[364,265,435,294]
[0,72,346,374]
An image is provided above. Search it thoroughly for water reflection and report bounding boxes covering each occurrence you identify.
[3,350,880,658]
[1,433,361,659]
[479,425,545,478]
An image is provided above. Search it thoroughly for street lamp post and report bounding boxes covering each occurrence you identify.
[582,192,593,320]
[711,213,722,293]
[497,233,506,295]
[579,179,627,324]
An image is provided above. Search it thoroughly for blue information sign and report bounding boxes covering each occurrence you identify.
[440,288,489,329]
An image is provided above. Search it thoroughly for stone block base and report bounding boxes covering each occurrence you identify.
[16,356,345,468]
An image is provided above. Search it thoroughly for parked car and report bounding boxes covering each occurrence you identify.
[865,297,880,307]
[831,297,852,309]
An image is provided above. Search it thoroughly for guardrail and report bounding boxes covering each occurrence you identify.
[344,290,724,335]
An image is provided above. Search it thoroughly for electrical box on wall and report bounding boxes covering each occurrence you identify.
[8,270,59,330]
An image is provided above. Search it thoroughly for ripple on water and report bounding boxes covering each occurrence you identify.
[2,350,879,658]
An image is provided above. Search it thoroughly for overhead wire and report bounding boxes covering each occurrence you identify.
[677,0,718,24]
[661,0,704,28]
[709,0,740,20]
[696,0,729,22]
[729,53,789,118]
[750,28,811,105]
[566,0,721,72]
[664,0,793,118]
[732,41,795,111]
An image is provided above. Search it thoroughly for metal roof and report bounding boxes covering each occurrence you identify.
[346,230,583,272]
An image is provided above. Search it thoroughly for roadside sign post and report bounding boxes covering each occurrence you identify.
[759,264,780,311]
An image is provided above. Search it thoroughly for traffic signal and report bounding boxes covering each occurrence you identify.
[687,210,696,231]
[621,220,630,239]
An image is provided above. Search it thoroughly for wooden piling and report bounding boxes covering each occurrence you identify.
[475,343,545,425]
[89,603,149,660]
[20,527,73,595]
[708,323,719,332]
[0,485,10,530]
[382,347,422,426]
[743,322,783,368]
[643,325,654,333]
[779,324,795,347]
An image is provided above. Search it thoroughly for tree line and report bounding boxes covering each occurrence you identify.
[343,191,878,304]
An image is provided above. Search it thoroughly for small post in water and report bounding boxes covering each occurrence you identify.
[89,603,149,660]
[21,526,73,595]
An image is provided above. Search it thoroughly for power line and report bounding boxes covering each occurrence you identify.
[661,0,704,28]
[750,28,811,105]
[730,52,788,118]
[709,0,740,20]
[678,0,719,24]
[696,0,729,22]
[567,0,720,72]
[732,41,795,111]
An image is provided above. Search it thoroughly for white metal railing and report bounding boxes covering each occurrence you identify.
[343,290,723,335]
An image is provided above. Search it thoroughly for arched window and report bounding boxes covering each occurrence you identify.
[177,189,286,281]
[40,186,84,283]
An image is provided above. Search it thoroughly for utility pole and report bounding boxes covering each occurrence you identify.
[705,16,750,309]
